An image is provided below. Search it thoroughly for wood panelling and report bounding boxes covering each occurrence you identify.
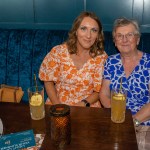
[0,0,33,22]
[132,0,144,23]
[86,0,133,31]
[141,0,150,32]
[0,0,150,32]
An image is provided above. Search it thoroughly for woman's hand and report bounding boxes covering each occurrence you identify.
[133,103,150,123]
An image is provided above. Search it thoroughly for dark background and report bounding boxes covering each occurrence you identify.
[0,0,150,32]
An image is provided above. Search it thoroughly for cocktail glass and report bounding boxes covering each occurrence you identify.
[28,86,45,120]
[111,88,127,123]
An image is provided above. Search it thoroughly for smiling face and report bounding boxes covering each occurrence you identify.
[76,17,99,51]
[114,24,140,54]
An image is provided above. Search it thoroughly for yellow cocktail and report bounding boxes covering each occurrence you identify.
[28,86,45,120]
[111,90,126,123]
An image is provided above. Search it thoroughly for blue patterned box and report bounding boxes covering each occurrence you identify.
[0,130,36,150]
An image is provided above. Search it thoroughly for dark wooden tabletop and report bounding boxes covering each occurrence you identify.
[0,102,138,150]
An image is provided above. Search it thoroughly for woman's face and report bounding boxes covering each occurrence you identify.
[76,17,99,51]
[114,24,140,54]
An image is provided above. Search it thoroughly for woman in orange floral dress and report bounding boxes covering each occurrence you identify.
[39,11,107,107]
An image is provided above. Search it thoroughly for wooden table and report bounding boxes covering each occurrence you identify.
[0,102,138,150]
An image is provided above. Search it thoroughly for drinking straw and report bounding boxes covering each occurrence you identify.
[119,77,122,92]
[34,74,38,92]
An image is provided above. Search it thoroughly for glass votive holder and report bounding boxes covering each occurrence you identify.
[49,104,71,149]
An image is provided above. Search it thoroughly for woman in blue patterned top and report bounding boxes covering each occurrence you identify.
[99,17,150,149]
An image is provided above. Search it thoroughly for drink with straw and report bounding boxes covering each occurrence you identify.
[111,78,127,123]
[28,74,45,120]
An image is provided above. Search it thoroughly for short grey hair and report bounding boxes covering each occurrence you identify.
[112,17,141,39]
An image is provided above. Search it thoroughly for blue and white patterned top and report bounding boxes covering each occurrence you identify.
[104,52,150,126]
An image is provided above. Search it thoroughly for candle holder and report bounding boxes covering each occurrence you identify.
[49,104,71,149]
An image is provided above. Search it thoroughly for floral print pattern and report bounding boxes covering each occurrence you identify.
[39,43,107,107]
[103,52,150,125]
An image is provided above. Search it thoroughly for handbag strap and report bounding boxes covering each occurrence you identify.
[1,84,19,90]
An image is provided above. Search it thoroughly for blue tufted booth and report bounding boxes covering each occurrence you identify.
[0,29,150,103]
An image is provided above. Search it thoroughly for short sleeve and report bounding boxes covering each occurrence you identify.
[93,53,108,92]
[39,46,60,82]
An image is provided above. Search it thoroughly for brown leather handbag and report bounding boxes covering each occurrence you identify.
[0,84,24,103]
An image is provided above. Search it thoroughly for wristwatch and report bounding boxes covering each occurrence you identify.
[133,119,141,127]
[81,99,90,107]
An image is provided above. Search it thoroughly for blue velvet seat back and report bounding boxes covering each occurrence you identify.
[0,29,149,103]
[0,29,68,102]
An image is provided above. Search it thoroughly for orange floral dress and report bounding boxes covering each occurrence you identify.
[39,43,107,107]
